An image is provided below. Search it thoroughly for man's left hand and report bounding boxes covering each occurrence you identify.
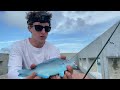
[50,55,73,79]
[50,65,73,79]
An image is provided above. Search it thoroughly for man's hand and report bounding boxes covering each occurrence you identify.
[50,65,91,79]
[51,55,73,79]
[26,72,41,79]
[25,64,41,79]
[26,56,90,79]
[61,56,73,79]
[60,55,66,60]
[72,73,91,79]
[51,55,91,79]
[50,65,73,79]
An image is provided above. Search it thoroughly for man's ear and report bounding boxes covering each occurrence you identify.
[28,25,32,33]
[28,25,31,29]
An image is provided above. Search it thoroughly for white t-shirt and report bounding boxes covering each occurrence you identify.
[7,38,60,79]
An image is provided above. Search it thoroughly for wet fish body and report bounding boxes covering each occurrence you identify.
[18,58,77,79]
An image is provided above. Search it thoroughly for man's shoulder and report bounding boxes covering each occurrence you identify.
[11,39,27,47]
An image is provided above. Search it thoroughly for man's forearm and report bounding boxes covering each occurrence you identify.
[7,66,22,79]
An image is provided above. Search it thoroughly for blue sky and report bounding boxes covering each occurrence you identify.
[0,11,120,53]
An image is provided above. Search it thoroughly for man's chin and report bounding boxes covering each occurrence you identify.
[38,40,45,43]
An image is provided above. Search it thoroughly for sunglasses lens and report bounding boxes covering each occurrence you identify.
[34,25,43,31]
[34,25,51,32]
[45,26,51,32]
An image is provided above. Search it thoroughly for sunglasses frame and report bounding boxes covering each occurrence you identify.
[32,25,51,32]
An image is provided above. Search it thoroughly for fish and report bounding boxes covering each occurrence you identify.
[18,58,78,79]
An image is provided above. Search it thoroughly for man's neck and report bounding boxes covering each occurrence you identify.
[29,38,45,48]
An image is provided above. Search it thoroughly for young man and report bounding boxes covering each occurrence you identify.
[7,11,90,79]
[7,11,75,79]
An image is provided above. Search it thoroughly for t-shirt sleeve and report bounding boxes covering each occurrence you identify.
[7,43,23,79]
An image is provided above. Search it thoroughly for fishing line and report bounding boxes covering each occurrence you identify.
[83,21,120,79]
[68,21,120,79]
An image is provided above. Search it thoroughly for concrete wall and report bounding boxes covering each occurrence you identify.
[108,58,120,79]
[60,53,77,60]
[77,21,120,79]
[0,53,9,75]
[78,22,120,58]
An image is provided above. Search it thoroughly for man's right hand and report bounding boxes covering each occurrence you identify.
[25,64,41,79]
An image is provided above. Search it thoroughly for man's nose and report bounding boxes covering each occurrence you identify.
[41,28,46,33]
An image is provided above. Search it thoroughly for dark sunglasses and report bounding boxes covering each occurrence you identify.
[33,25,51,32]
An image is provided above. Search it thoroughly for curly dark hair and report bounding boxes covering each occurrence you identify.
[26,11,52,26]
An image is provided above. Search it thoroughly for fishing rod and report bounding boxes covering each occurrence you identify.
[83,21,120,79]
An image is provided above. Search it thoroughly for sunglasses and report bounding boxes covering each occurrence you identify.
[33,25,51,32]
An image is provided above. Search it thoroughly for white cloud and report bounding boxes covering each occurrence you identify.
[1,11,120,34]
[50,11,120,34]
[62,11,120,25]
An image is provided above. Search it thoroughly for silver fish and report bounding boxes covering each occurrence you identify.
[18,58,77,79]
